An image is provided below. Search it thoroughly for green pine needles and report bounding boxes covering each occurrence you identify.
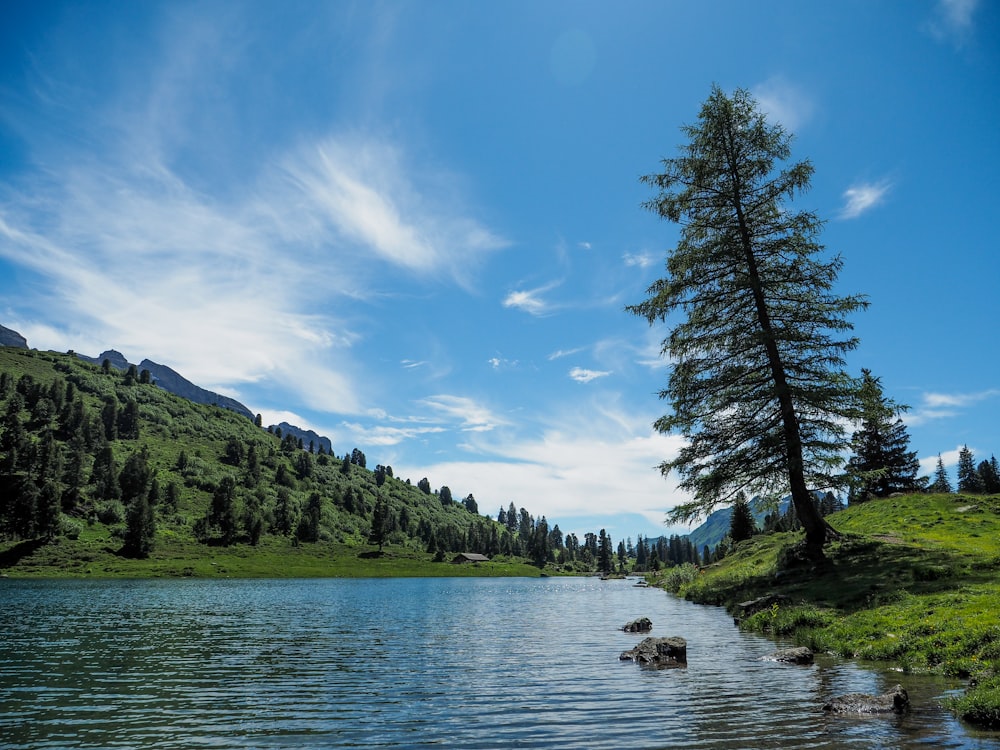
[629,86,868,554]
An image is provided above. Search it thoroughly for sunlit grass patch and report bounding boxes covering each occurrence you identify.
[669,493,1000,728]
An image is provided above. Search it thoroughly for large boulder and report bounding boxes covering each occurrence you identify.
[619,636,686,668]
[622,617,653,633]
[764,646,814,665]
[823,684,909,714]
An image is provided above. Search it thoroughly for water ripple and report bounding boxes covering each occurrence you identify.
[0,577,995,749]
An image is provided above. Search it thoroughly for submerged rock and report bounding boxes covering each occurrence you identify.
[823,684,909,714]
[619,636,686,668]
[764,646,814,665]
[622,617,653,633]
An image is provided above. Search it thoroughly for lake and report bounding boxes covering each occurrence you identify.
[0,576,996,749]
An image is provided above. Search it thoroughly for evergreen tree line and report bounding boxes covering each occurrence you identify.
[0,352,609,570]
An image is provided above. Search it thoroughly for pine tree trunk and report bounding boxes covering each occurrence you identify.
[725,129,828,558]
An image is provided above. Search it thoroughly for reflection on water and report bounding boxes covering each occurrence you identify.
[0,577,995,749]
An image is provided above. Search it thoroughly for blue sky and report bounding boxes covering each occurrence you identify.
[1,1,997,543]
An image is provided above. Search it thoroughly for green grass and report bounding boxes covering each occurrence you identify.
[0,523,546,578]
[655,493,1000,729]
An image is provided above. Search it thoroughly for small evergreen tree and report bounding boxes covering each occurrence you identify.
[208,476,239,545]
[930,455,952,493]
[369,492,388,551]
[597,529,613,574]
[978,456,1000,494]
[123,492,155,558]
[957,445,984,493]
[273,487,298,536]
[847,370,919,500]
[729,493,756,543]
[439,486,453,506]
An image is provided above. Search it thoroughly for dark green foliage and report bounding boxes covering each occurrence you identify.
[628,86,867,554]
[417,477,431,495]
[957,446,984,493]
[123,492,155,558]
[369,491,388,550]
[207,476,239,545]
[298,491,322,542]
[223,436,244,466]
[847,369,919,500]
[273,487,298,536]
[119,448,152,505]
[243,489,265,546]
[100,398,118,441]
[439,485,452,506]
[979,457,1000,494]
[90,444,120,500]
[597,529,612,573]
[930,455,953,493]
[729,494,756,543]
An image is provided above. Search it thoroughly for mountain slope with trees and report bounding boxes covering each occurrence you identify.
[0,347,600,577]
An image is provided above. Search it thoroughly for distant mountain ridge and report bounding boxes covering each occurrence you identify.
[75,349,255,421]
[0,325,29,349]
[271,422,333,455]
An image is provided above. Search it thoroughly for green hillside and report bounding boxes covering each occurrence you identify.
[656,492,1000,728]
[0,347,576,577]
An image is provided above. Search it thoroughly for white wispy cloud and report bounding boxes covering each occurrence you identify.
[488,356,519,370]
[905,388,1000,426]
[502,280,562,316]
[340,420,447,447]
[417,394,506,432]
[0,39,507,420]
[751,77,814,133]
[281,136,508,286]
[623,251,656,269]
[548,347,585,361]
[569,367,611,383]
[840,180,892,219]
[395,403,692,536]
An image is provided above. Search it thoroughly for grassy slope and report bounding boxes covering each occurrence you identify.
[0,347,548,579]
[655,492,1000,727]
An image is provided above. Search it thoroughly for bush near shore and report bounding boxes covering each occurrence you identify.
[652,493,1000,729]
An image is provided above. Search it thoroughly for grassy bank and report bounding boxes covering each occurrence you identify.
[0,523,547,579]
[651,493,1000,729]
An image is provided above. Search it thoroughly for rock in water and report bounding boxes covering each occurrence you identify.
[622,617,653,633]
[619,636,686,667]
[823,684,909,714]
[764,647,814,665]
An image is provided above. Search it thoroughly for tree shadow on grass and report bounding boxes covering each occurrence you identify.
[695,533,995,613]
[0,537,46,569]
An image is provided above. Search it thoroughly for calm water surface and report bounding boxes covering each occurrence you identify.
[1,577,997,749]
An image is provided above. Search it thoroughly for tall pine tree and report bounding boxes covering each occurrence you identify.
[628,86,867,557]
